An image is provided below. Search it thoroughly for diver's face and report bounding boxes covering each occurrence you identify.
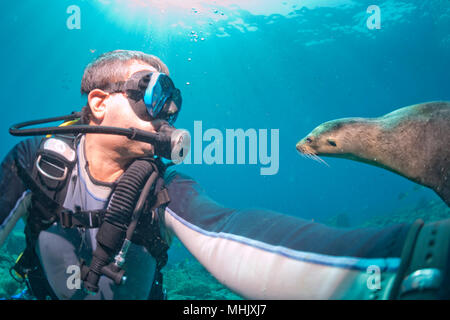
[88,61,166,159]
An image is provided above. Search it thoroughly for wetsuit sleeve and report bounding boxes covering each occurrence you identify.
[163,169,413,299]
[0,138,41,227]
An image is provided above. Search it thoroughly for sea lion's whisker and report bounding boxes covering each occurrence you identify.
[298,149,311,160]
[305,152,329,167]
[312,154,330,167]
[299,149,329,167]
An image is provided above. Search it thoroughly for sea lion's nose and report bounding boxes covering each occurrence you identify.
[296,136,312,148]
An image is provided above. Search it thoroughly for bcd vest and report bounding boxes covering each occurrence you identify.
[12,134,171,299]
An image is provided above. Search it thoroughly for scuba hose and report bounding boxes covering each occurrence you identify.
[112,170,159,269]
[82,159,162,293]
[9,112,190,163]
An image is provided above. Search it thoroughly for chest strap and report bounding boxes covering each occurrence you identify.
[59,208,106,229]
[58,187,169,229]
[31,187,170,230]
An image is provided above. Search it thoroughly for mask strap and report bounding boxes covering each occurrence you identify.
[101,81,126,94]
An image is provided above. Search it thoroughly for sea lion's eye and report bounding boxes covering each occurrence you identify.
[327,139,337,147]
[306,137,313,143]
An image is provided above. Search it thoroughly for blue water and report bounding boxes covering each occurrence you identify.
[1,0,449,235]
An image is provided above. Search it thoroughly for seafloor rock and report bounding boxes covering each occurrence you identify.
[0,230,25,299]
[325,212,352,228]
[360,200,450,227]
[5,231,25,254]
[162,258,243,300]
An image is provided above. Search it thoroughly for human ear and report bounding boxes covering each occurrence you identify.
[87,89,109,124]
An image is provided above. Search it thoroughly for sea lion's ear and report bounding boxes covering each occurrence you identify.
[327,139,337,147]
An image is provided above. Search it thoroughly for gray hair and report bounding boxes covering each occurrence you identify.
[80,50,169,123]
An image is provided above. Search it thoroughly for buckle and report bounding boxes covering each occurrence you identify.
[36,155,69,181]
[59,210,73,228]
[59,209,104,229]
[86,211,98,228]
[82,210,103,228]
[400,268,443,296]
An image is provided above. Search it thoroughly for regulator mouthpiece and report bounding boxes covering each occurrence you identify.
[156,124,191,164]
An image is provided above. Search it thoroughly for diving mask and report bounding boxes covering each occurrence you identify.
[103,70,182,125]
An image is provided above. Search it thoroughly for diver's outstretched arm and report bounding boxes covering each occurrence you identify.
[163,169,413,299]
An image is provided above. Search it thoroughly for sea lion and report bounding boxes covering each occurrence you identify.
[296,101,450,206]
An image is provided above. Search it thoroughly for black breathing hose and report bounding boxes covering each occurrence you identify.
[127,170,158,240]
[83,159,157,293]
[9,113,173,159]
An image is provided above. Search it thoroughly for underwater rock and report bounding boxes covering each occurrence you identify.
[0,231,26,299]
[162,259,242,300]
[361,199,449,228]
[5,231,25,255]
[325,212,351,228]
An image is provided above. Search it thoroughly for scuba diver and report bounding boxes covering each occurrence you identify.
[0,50,449,300]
